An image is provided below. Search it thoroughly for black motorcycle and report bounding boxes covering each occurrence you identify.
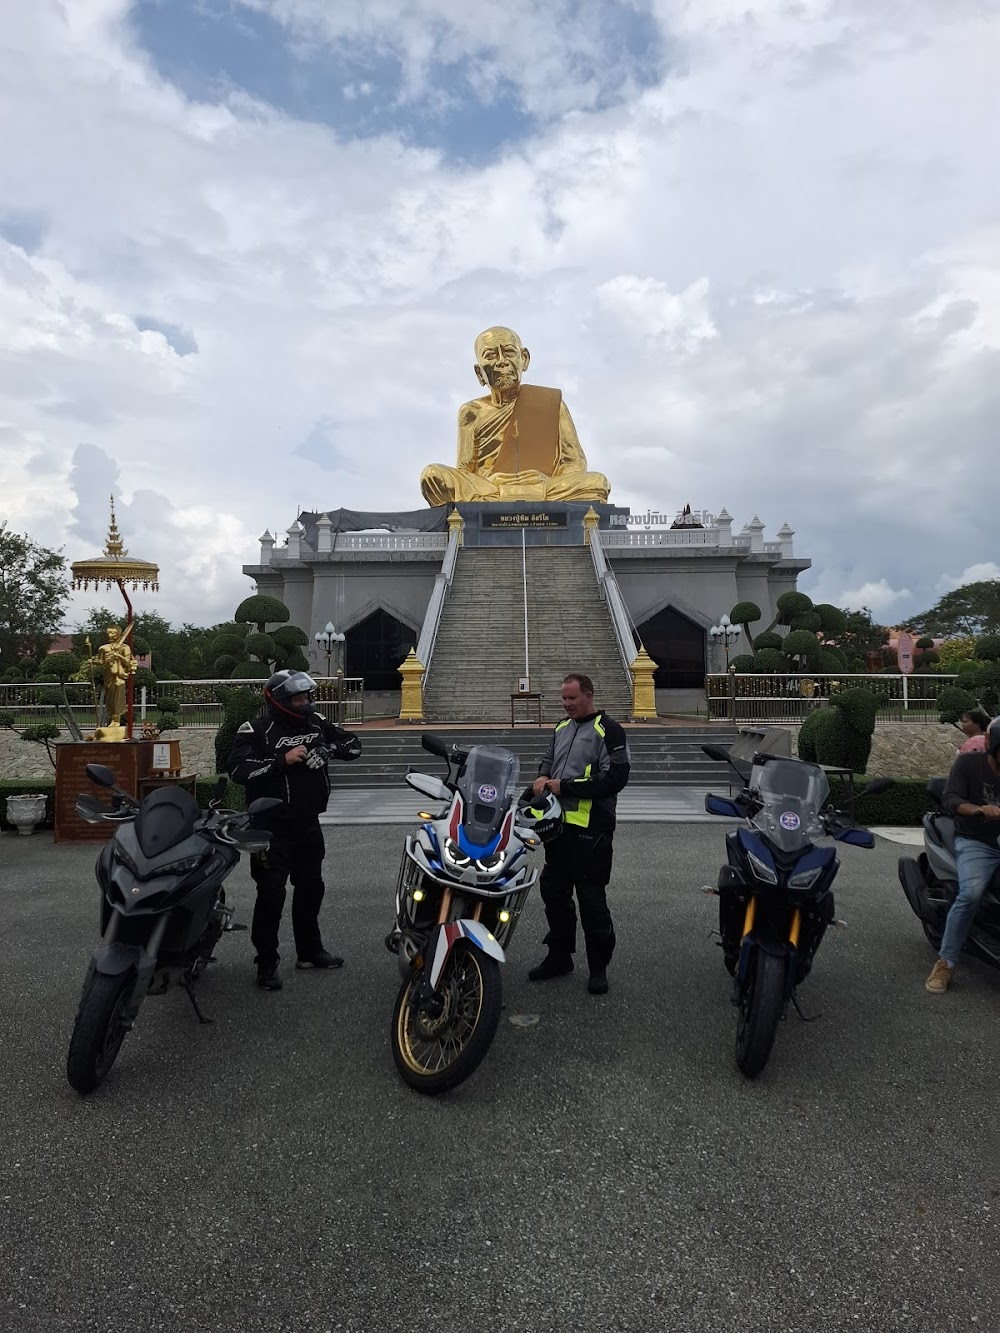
[703,746,889,1077]
[67,764,279,1094]
[898,777,1000,967]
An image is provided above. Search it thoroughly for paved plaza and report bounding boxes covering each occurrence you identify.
[1,825,998,1333]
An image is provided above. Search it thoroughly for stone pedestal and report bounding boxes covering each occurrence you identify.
[55,741,154,843]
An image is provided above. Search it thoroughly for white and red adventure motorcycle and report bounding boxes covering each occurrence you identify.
[385,734,559,1094]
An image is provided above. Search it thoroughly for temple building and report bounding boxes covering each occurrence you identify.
[242,326,810,719]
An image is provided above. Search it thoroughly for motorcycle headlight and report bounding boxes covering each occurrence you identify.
[475,849,508,873]
[442,837,471,868]
[788,866,823,889]
[746,849,778,885]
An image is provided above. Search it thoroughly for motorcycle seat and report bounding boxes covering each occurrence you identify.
[926,812,957,856]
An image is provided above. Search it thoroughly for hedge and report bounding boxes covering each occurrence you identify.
[851,777,934,827]
[0,776,245,831]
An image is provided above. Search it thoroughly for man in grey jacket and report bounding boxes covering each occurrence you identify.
[528,672,631,995]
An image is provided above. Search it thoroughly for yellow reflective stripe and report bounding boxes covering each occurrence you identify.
[554,718,571,732]
[593,713,606,738]
[563,762,592,827]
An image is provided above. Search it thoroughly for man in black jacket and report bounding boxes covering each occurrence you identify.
[926,716,1000,993]
[227,670,362,990]
[527,672,631,995]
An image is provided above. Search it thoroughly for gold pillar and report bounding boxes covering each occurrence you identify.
[583,506,599,546]
[630,647,658,720]
[398,648,426,722]
[447,507,465,546]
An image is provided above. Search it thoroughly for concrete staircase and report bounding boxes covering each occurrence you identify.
[421,546,632,723]
[328,725,739,789]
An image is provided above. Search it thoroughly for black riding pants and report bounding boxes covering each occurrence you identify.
[250,819,326,967]
[539,828,616,970]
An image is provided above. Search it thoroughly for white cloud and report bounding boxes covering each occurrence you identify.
[937,563,1000,594]
[0,0,998,632]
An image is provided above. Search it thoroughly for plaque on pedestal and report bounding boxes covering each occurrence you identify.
[55,742,154,843]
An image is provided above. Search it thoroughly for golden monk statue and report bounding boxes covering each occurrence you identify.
[87,625,137,738]
[420,326,610,505]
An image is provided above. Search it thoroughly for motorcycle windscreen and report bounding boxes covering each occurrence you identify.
[749,757,829,852]
[134,785,200,859]
[456,745,520,846]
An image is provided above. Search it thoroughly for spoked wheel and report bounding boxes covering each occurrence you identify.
[735,946,786,1079]
[391,943,503,1095]
[66,972,135,1094]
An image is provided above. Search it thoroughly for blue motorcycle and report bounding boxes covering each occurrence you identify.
[703,746,889,1078]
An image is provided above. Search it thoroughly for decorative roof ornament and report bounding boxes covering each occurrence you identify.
[70,495,161,592]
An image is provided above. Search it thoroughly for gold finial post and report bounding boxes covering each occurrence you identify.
[397,648,426,723]
[630,647,658,721]
[447,508,465,547]
[583,506,600,546]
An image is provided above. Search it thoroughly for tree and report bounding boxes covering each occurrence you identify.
[214,597,309,678]
[834,608,890,670]
[909,581,1000,637]
[0,522,69,664]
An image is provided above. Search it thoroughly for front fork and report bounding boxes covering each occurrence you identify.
[735,896,801,999]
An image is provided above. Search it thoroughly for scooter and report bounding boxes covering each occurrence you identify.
[898,778,1000,967]
[67,764,280,1093]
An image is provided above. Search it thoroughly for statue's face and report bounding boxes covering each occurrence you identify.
[106,628,120,642]
[474,327,530,396]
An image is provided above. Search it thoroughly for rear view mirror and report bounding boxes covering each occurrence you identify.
[405,771,450,801]
[421,734,450,759]
[705,793,744,818]
[863,778,893,797]
[86,763,116,788]
[701,745,731,763]
[834,827,876,848]
[248,797,283,815]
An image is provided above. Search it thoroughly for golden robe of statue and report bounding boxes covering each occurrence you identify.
[88,625,138,731]
[420,326,610,505]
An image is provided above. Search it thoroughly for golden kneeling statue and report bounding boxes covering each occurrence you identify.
[420,326,610,505]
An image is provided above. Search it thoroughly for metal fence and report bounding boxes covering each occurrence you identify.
[705,673,958,724]
[0,677,366,730]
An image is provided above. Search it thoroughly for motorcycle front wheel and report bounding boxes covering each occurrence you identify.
[66,972,134,1094]
[735,946,786,1079]
[391,943,503,1095]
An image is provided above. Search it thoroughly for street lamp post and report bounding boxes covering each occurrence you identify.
[709,613,742,725]
[314,621,346,724]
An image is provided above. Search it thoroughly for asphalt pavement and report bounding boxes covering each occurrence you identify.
[1,825,998,1333]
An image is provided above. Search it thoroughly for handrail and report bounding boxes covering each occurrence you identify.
[415,524,461,683]
[589,528,638,687]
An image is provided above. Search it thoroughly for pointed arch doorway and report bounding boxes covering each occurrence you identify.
[635,606,706,689]
[344,609,416,691]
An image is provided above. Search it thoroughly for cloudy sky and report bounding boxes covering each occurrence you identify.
[1,0,998,630]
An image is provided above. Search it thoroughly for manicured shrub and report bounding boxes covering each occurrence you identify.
[214,686,263,772]
[798,688,878,773]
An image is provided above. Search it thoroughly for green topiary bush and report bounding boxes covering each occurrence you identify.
[975,634,1000,662]
[753,631,783,652]
[782,630,822,662]
[729,654,756,673]
[752,648,785,672]
[214,686,263,772]
[937,685,977,725]
[245,632,276,661]
[230,660,270,680]
[235,595,290,629]
[776,591,814,623]
[797,688,878,773]
[853,777,935,826]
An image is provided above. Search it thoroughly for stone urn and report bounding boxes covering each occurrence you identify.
[6,793,49,836]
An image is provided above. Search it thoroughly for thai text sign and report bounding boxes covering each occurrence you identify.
[481,511,568,529]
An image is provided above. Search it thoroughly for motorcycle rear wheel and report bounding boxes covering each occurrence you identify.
[735,946,786,1079]
[921,920,943,950]
[391,943,503,1095]
[66,972,134,1094]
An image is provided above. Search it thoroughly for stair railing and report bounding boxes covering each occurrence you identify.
[589,527,640,689]
[415,522,461,685]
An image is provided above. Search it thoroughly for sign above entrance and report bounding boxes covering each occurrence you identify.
[481,511,568,530]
